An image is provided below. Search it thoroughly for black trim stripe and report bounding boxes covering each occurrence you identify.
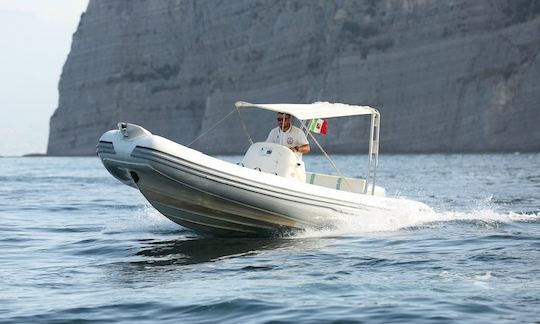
[96,141,116,155]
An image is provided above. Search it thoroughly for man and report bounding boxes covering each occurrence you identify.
[266,112,310,158]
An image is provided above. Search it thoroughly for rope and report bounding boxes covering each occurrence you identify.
[302,123,355,192]
[187,108,237,147]
[235,106,254,145]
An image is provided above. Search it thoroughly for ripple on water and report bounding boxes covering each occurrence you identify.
[1,156,540,324]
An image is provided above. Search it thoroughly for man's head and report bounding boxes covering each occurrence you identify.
[276,112,291,131]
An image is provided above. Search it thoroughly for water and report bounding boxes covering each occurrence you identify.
[1,154,539,323]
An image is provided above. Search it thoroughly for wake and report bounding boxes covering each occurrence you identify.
[109,203,539,238]
[298,202,540,238]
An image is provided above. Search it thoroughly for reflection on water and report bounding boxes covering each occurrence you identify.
[134,237,296,266]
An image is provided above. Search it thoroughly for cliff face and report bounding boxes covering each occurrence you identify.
[47,0,540,155]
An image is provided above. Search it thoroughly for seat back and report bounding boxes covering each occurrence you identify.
[306,172,366,194]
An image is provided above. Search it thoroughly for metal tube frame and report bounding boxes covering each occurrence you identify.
[364,112,380,195]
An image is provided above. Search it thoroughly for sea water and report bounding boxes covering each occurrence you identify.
[0,154,539,323]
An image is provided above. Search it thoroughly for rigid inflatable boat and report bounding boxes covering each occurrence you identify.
[97,101,431,236]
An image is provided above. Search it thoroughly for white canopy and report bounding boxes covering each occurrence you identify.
[235,101,378,121]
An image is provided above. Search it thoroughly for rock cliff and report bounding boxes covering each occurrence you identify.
[47,0,540,155]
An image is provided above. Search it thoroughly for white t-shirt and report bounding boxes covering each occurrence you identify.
[266,125,309,158]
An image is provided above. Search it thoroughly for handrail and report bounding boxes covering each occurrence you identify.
[364,112,380,195]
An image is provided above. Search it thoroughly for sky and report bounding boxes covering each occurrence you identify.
[0,0,88,156]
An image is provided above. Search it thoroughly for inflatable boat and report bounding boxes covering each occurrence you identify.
[97,101,431,236]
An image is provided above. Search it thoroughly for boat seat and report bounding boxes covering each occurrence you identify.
[305,172,366,194]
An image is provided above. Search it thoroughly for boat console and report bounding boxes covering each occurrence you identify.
[241,142,306,182]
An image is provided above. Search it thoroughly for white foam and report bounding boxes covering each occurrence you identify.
[104,201,539,238]
[474,272,494,281]
[431,209,538,223]
[296,204,539,238]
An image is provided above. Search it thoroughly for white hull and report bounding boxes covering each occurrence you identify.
[97,125,431,237]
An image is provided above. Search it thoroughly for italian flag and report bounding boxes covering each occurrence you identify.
[309,118,327,135]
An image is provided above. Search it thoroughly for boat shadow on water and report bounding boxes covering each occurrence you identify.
[132,237,300,266]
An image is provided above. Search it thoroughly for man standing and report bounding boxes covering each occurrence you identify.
[266,112,310,158]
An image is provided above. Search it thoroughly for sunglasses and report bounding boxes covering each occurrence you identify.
[277,117,290,121]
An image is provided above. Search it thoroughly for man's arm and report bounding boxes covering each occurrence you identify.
[291,144,310,154]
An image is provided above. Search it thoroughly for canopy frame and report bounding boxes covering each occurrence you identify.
[235,101,381,195]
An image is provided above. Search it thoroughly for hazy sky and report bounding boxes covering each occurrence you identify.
[0,0,88,156]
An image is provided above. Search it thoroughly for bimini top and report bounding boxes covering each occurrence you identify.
[235,101,378,121]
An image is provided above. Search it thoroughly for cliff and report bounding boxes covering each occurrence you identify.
[47,0,540,155]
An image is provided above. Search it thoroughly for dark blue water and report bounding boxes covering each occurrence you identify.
[1,154,539,323]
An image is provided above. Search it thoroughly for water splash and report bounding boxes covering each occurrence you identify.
[102,204,180,234]
[106,200,539,239]
[297,205,539,238]
[132,205,177,229]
